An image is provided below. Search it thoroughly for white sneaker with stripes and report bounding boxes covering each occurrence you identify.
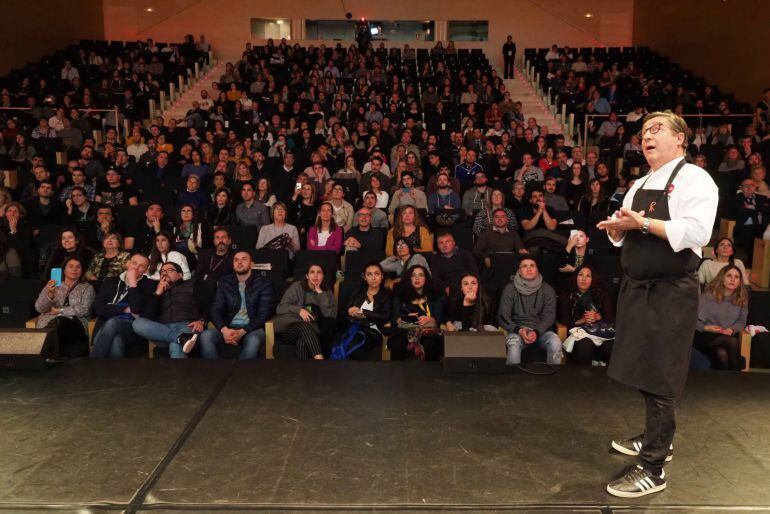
[611,434,673,462]
[607,464,666,498]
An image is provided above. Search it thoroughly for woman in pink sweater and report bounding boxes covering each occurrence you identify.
[307,202,343,254]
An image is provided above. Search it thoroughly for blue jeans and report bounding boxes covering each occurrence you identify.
[91,317,141,358]
[505,330,564,365]
[199,327,265,360]
[132,318,193,359]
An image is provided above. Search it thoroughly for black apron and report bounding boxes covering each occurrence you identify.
[609,159,701,398]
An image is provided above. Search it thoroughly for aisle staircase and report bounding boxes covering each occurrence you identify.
[504,67,574,145]
[159,60,226,124]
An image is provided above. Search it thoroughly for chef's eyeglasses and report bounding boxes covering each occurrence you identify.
[639,122,664,138]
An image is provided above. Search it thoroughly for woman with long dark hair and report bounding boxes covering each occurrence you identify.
[693,265,749,370]
[291,182,319,239]
[147,231,191,280]
[389,265,444,361]
[273,264,337,360]
[444,272,495,331]
[307,202,343,253]
[206,188,236,227]
[173,204,206,267]
[577,178,610,225]
[34,256,95,358]
[558,264,615,365]
[560,162,588,209]
[332,262,393,359]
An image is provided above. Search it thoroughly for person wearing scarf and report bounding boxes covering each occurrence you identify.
[497,255,563,365]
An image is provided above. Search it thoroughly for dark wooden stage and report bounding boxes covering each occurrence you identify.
[1,360,769,513]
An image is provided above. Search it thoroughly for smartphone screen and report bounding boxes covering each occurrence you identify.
[50,267,62,286]
[295,182,302,190]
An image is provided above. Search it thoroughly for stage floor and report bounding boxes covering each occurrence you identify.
[0,360,769,513]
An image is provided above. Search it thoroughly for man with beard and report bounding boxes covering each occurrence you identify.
[193,227,235,315]
[195,251,274,360]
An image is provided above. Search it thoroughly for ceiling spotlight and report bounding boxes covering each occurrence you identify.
[584,12,593,18]
[276,19,284,24]
[145,7,154,12]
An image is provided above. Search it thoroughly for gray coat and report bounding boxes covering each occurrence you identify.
[272,281,337,333]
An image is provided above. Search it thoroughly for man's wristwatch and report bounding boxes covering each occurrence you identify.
[640,217,651,235]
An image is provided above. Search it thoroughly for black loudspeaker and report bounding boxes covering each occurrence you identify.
[0,328,58,370]
[443,331,507,374]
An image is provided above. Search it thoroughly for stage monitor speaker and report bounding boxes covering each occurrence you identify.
[0,328,58,370]
[443,331,507,373]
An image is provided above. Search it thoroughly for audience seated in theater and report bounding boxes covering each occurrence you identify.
[428,172,462,227]
[698,237,749,287]
[388,172,427,216]
[198,251,274,360]
[380,237,430,283]
[385,205,433,256]
[85,231,130,286]
[444,272,496,331]
[273,264,337,360]
[43,228,94,280]
[307,202,343,254]
[173,205,207,263]
[693,265,749,370]
[520,187,565,253]
[543,177,569,211]
[560,162,588,210]
[732,177,769,266]
[65,186,96,232]
[431,231,479,295]
[147,231,192,280]
[96,167,139,208]
[291,183,320,239]
[90,253,154,359]
[133,260,207,359]
[343,207,385,253]
[256,202,301,258]
[389,265,444,361]
[34,256,94,358]
[353,192,389,229]
[124,203,174,254]
[498,256,562,365]
[577,178,611,227]
[328,183,355,232]
[558,264,615,365]
[25,180,65,228]
[461,171,492,217]
[514,153,544,185]
[235,182,270,232]
[335,262,392,359]
[473,189,518,236]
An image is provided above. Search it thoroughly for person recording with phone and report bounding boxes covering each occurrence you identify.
[34,256,95,358]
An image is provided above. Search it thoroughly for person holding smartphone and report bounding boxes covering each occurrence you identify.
[387,172,427,217]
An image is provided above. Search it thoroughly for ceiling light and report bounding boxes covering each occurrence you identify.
[584,12,593,18]
[276,19,284,24]
[145,7,154,12]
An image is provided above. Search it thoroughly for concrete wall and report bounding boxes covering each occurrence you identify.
[0,0,104,74]
[633,0,769,103]
[102,0,633,69]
